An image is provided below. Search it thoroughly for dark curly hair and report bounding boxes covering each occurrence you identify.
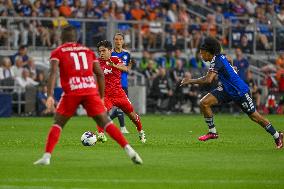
[200,37,221,55]
[97,40,112,50]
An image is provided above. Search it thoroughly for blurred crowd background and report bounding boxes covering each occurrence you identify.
[0,0,284,116]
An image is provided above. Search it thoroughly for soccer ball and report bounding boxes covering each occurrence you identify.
[81,131,97,146]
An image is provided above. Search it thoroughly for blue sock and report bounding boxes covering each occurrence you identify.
[265,123,279,139]
[110,109,118,120]
[117,109,125,128]
[205,117,216,133]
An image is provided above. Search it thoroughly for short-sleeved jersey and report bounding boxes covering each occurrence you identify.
[209,54,249,99]
[50,42,98,96]
[111,49,131,88]
[99,56,124,96]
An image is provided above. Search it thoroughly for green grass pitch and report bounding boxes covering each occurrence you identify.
[0,114,284,189]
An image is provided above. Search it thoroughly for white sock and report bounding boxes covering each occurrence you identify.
[43,153,51,159]
[124,144,136,157]
[273,132,280,139]
[209,127,217,134]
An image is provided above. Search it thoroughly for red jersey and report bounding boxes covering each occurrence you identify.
[99,56,124,95]
[50,42,99,96]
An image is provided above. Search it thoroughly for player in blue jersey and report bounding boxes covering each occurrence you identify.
[181,37,283,149]
[110,33,133,134]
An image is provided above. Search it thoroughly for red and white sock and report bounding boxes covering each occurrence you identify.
[45,124,62,154]
[105,122,128,148]
[96,125,104,133]
[133,114,142,132]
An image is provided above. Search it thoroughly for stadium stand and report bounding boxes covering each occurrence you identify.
[0,0,284,115]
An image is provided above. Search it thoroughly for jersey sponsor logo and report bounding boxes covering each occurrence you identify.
[69,76,96,91]
[104,68,113,75]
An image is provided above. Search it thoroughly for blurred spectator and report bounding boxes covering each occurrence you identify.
[0,57,14,80]
[143,60,158,90]
[52,9,68,46]
[277,7,284,26]
[171,59,185,111]
[24,58,37,80]
[165,34,178,52]
[59,0,72,17]
[201,14,217,37]
[167,3,178,23]
[277,96,284,114]
[275,52,284,70]
[11,56,24,78]
[157,51,175,69]
[174,49,186,67]
[37,85,54,116]
[35,71,47,86]
[180,72,199,113]
[130,1,145,21]
[189,51,206,69]
[245,0,257,16]
[276,68,284,92]
[139,50,150,71]
[247,71,261,109]
[15,68,38,92]
[150,68,173,112]
[233,48,249,82]
[232,0,246,16]
[11,45,29,65]
[240,34,253,54]
[148,17,163,49]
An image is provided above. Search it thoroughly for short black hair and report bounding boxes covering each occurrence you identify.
[97,40,112,50]
[113,32,124,40]
[19,45,28,50]
[200,37,221,55]
[61,25,77,43]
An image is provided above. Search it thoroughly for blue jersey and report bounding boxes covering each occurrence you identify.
[209,54,249,99]
[111,49,131,88]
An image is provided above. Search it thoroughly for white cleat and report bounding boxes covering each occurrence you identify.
[131,152,143,165]
[124,145,143,165]
[139,130,146,143]
[120,127,130,134]
[33,153,51,165]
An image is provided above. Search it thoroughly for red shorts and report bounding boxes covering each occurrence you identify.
[56,94,105,117]
[104,94,134,114]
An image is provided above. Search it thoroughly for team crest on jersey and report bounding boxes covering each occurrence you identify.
[104,68,112,74]
[123,55,128,60]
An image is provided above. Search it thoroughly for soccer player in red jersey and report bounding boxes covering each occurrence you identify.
[95,40,146,143]
[33,26,143,165]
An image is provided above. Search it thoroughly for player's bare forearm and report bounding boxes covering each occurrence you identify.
[93,61,105,98]
[47,60,58,97]
[181,71,216,86]
[112,63,129,72]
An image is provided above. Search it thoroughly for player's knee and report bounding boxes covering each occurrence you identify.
[200,99,210,109]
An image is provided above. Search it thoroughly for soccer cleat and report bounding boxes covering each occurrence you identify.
[131,153,143,165]
[198,132,219,141]
[139,130,146,143]
[97,132,107,143]
[33,153,51,165]
[120,127,130,134]
[124,145,143,165]
[275,132,283,149]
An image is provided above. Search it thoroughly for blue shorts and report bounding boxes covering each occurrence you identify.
[211,86,256,115]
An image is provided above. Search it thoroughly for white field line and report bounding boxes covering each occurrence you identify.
[0,185,88,189]
[0,178,283,185]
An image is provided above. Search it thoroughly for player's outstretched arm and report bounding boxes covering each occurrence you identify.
[180,71,217,86]
[93,61,105,99]
[46,59,58,111]
[109,61,129,72]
